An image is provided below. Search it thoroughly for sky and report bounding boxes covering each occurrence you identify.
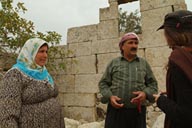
[13,0,192,45]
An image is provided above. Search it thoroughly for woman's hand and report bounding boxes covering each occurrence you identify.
[153,91,167,102]
[153,93,161,102]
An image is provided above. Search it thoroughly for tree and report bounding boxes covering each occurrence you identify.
[0,0,69,71]
[119,8,141,34]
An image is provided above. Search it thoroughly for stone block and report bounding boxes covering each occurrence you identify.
[99,2,118,21]
[141,6,172,48]
[147,111,162,128]
[152,67,167,91]
[63,106,97,122]
[72,55,96,74]
[49,45,68,59]
[92,38,120,54]
[55,74,75,93]
[78,121,104,128]
[151,113,165,128]
[68,41,92,57]
[64,118,80,128]
[173,3,187,11]
[62,93,96,107]
[97,52,120,74]
[137,48,145,58]
[67,25,97,43]
[50,58,75,75]
[145,46,171,67]
[75,74,103,93]
[140,0,186,11]
[108,0,117,3]
[98,19,119,40]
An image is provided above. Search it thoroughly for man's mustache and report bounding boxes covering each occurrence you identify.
[130,48,137,51]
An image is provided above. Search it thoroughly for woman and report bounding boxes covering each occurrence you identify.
[154,10,192,128]
[0,38,65,128]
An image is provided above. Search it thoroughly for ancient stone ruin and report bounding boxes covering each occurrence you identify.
[0,0,187,127]
[54,0,187,127]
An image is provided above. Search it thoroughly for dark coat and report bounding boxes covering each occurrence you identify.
[157,48,192,128]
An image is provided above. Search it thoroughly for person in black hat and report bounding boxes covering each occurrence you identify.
[153,10,192,128]
[99,32,158,128]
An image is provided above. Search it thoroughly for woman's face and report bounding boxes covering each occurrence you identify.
[35,45,48,66]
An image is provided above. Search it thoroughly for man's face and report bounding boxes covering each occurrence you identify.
[122,39,138,58]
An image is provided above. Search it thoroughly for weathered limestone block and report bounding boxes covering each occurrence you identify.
[55,74,75,93]
[98,19,119,40]
[137,48,145,58]
[49,45,68,58]
[108,0,117,3]
[147,111,163,128]
[96,102,107,115]
[50,58,75,75]
[64,118,80,128]
[60,93,96,107]
[72,55,96,74]
[75,74,102,93]
[140,0,186,11]
[68,41,92,57]
[92,38,120,54]
[173,3,187,11]
[78,121,104,128]
[145,46,171,67]
[64,118,105,128]
[152,113,165,128]
[67,25,97,44]
[99,2,118,21]
[97,52,120,74]
[63,106,97,122]
[152,67,167,91]
[141,6,172,48]
[146,50,168,89]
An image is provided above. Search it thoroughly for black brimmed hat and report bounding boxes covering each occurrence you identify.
[157,10,192,31]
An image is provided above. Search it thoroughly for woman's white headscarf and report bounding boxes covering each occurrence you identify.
[12,38,54,87]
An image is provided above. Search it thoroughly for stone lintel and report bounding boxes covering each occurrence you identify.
[118,0,138,5]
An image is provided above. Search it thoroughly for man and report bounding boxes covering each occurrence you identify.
[99,32,158,128]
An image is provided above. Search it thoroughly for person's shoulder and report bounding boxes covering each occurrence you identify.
[4,68,22,78]
[137,56,148,63]
[137,57,151,67]
[105,56,121,68]
[111,56,122,62]
[108,56,121,64]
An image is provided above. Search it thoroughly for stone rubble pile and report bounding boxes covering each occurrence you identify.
[65,113,165,128]
[64,118,104,128]
[152,113,165,128]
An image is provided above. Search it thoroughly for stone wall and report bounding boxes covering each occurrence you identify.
[0,0,187,127]
[54,0,187,125]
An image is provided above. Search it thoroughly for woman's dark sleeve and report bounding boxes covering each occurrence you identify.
[157,64,192,125]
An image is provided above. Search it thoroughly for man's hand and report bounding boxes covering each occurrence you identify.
[131,91,146,104]
[110,96,124,109]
